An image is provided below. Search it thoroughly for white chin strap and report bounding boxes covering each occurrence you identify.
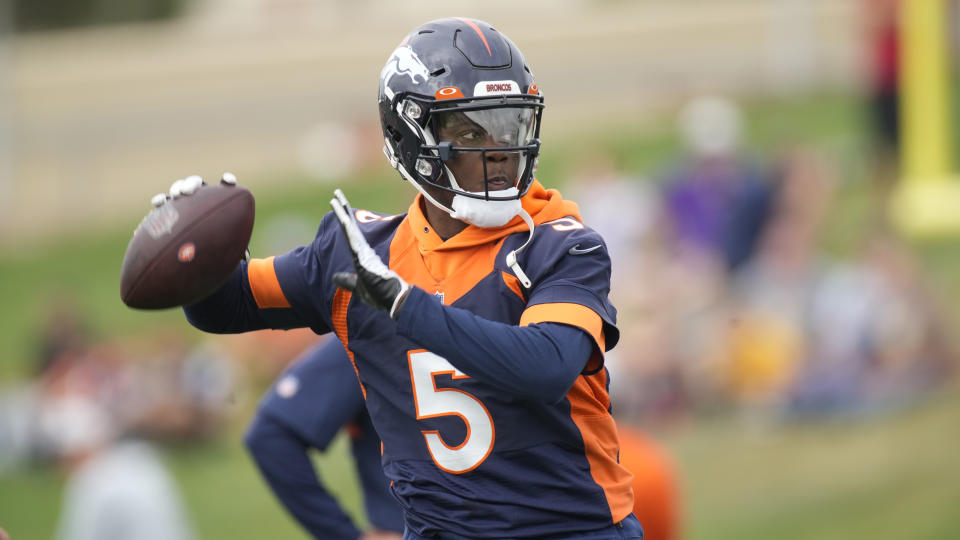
[450,187,522,228]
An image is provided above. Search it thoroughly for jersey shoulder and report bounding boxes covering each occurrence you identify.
[312,208,407,253]
[515,216,611,275]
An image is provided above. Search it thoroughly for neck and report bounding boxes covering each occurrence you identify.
[421,196,468,240]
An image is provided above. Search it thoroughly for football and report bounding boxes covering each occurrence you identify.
[120,178,255,309]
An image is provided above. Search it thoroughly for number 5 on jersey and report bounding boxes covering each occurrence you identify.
[408,350,495,473]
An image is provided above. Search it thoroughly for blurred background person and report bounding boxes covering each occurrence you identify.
[245,337,404,540]
[725,146,956,423]
[36,342,195,540]
[660,96,778,275]
[864,0,902,192]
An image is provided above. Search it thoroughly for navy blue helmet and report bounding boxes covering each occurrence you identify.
[378,18,544,203]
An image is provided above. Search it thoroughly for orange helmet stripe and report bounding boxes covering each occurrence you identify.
[454,17,492,57]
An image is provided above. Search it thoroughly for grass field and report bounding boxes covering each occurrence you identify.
[1,92,959,539]
[3,386,958,540]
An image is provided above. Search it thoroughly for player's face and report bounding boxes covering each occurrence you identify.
[434,108,534,194]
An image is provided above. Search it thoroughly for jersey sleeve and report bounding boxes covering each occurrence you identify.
[252,212,355,335]
[186,212,348,335]
[520,223,620,373]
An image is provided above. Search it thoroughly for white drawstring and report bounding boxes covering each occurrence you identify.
[505,208,535,289]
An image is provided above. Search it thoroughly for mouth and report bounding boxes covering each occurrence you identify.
[485,176,510,191]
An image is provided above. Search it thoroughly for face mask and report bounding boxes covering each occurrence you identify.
[449,187,522,228]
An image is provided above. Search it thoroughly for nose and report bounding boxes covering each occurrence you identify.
[485,150,510,164]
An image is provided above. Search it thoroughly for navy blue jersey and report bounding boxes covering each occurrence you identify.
[247,337,403,538]
[190,181,634,538]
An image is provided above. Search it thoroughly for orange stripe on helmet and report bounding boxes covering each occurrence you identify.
[454,17,492,57]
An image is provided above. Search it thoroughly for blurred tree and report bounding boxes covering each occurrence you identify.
[13,0,183,32]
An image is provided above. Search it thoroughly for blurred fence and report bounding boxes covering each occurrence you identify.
[0,0,862,245]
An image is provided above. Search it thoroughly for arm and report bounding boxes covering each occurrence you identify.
[185,251,329,335]
[328,191,612,404]
[245,413,364,540]
[183,264,281,333]
[396,287,594,404]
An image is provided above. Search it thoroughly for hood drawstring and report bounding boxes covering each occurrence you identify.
[505,208,535,288]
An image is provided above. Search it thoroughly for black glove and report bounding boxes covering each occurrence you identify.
[330,189,411,319]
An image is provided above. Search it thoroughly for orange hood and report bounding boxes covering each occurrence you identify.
[405,180,582,252]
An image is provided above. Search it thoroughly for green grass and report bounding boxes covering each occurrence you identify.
[674,388,960,540]
[3,387,958,539]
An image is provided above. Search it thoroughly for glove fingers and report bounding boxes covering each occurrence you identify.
[330,191,376,260]
[332,272,359,292]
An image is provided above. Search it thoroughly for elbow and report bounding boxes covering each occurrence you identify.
[183,305,227,334]
[243,413,268,457]
[530,373,578,404]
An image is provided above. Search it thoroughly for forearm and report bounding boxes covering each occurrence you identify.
[184,264,303,333]
[395,287,594,403]
[245,413,363,540]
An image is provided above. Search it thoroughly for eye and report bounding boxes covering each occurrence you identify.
[458,129,484,143]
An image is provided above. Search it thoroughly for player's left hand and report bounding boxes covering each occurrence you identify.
[330,189,411,319]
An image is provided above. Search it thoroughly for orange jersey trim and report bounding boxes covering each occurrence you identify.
[331,288,366,399]
[519,302,606,352]
[247,257,291,309]
[567,372,635,523]
[501,271,524,301]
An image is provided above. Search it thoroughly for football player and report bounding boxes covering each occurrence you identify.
[177,18,641,539]
[245,337,403,540]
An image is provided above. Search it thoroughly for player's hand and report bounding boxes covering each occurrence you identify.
[149,172,237,207]
[330,189,411,319]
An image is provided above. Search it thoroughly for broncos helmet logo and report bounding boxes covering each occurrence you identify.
[380,46,430,97]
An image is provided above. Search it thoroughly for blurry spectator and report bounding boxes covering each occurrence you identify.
[565,156,693,425]
[34,297,88,377]
[245,337,404,540]
[661,96,777,273]
[725,148,829,414]
[127,338,237,442]
[790,229,956,418]
[864,0,901,187]
[36,348,195,540]
[725,147,955,421]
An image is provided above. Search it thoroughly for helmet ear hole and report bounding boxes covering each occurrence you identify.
[385,125,403,143]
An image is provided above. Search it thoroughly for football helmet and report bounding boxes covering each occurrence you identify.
[378,18,543,221]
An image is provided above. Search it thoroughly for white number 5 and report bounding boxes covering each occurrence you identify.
[408,350,495,473]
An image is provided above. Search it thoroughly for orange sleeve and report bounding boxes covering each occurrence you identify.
[520,302,606,352]
[247,257,291,309]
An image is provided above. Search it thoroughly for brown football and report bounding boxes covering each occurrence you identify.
[120,180,255,309]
